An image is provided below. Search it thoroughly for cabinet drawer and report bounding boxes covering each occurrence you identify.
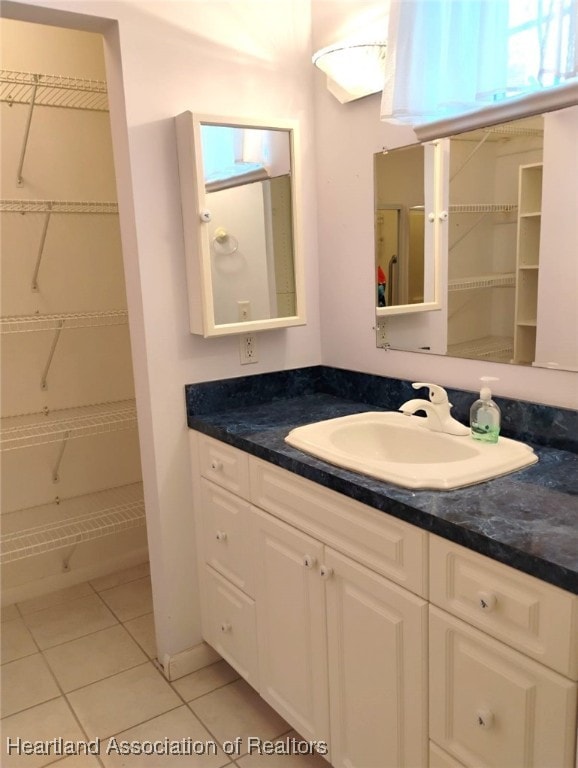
[197,433,250,499]
[250,458,427,597]
[202,565,259,688]
[200,480,255,597]
[430,606,577,768]
[430,535,578,679]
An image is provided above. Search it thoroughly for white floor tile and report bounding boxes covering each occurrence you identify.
[17,583,94,615]
[44,624,147,692]
[67,661,181,739]
[1,604,20,623]
[172,660,240,703]
[22,594,118,650]
[98,576,153,622]
[123,612,157,659]
[90,562,150,593]
[1,653,60,717]
[100,706,230,768]
[0,698,86,768]
[1,617,37,663]
[49,756,102,767]
[189,679,289,756]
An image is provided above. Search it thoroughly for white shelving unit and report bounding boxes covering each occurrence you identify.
[0,69,109,111]
[1,53,146,597]
[513,163,543,364]
[0,399,137,451]
[1,483,144,564]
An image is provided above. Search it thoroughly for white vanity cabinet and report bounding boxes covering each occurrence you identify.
[429,535,578,768]
[189,430,578,768]
[190,431,428,767]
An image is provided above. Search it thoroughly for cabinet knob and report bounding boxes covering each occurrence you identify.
[320,565,334,580]
[475,709,494,729]
[303,554,317,569]
[210,459,223,472]
[220,622,232,633]
[215,530,228,542]
[477,591,497,612]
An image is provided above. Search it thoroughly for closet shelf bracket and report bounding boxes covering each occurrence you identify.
[32,202,52,291]
[41,320,63,390]
[450,132,490,182]
[52,431,70,483]
[16,74,39,186]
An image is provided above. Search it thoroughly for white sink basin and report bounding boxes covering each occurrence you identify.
[285,411,537,490]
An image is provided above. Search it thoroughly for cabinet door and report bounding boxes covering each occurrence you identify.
[430,606,577,768]
[252,507,330,748]
[203,565,259,687]
[324,548,428,768]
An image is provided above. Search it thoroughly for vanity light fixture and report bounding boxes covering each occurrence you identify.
[312,39,387,104]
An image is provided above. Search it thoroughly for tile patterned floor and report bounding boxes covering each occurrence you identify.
[0,564,328,767]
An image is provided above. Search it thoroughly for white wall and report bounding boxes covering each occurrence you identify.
[3,0,320,664]
[312,0,578,409]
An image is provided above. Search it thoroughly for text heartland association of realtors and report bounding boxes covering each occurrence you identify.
[5,736,329,757]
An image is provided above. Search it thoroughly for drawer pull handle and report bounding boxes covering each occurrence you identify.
[303,554,317,568]
[220,622,232,633]
[215,531,228,542]
[211,460,223,472]
[477,591,497,611]
[320,565,334,580]
[476,709,494,729]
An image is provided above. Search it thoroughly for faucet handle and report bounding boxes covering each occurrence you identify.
[412,382,449,404]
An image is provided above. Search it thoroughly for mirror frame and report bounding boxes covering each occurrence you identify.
[375,140,443,317]
[175,111,306,337]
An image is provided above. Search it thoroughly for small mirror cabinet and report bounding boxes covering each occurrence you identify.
[175,112,306,337]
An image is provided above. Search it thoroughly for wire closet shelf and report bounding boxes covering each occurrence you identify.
[0,483,145,564]
[0,69,109,111]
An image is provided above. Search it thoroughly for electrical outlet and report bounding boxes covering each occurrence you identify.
[238,300,251,322]
[376,317,389,348]
[239,333,258,364]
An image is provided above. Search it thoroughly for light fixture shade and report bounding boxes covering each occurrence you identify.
[313,40,387,103]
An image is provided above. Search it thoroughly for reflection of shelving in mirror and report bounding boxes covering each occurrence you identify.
[514,163,543,364]
[447,336,513,362]
[448,273,515,292]
[0,483,145,564]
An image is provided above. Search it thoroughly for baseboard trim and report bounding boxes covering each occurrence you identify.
[161,641,221,681]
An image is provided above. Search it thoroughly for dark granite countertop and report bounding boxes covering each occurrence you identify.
[187,390,578,595]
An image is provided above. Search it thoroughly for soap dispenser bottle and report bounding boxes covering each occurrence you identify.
[470,377,501,443]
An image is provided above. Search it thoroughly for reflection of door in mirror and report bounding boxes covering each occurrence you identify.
[208,175,295,325]
[374,145,425,308]
[447,116,543,364]
[202,123,296,326]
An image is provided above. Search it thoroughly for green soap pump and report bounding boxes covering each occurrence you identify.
[470,377,501,443]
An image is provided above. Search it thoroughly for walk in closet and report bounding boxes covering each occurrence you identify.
[0,20,148,604]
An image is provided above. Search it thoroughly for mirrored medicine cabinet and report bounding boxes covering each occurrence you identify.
[175,111,306,337]
[374,86,578,372]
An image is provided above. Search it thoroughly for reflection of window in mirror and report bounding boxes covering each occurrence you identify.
[374,145,425,308]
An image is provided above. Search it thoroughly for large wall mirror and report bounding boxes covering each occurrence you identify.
[374,96,578,372]
[175,112,306,337]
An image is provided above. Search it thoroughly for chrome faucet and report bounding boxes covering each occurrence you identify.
[399,382,469,436]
